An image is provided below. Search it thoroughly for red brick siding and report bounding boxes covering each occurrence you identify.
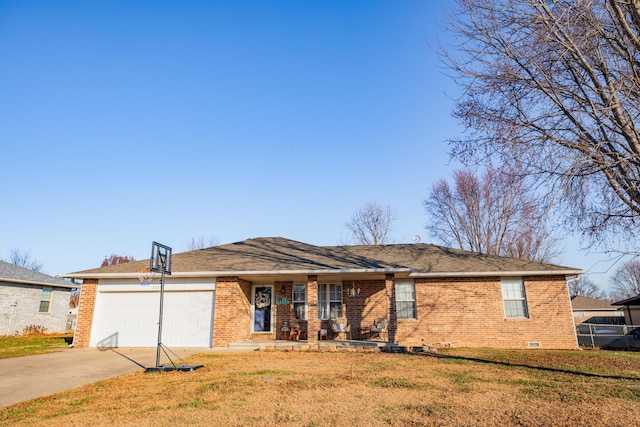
[343,280,386,338]
[306,276,319,342]
[73,279,98,348]
[394,276,577,349]
[212,277,252,347]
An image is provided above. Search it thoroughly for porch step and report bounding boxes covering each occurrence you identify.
[228,339,390,351]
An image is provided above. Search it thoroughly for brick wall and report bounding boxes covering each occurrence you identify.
[0,282,71,334]
[394,276,578,349]
[73,279,98,348]
[212,277,252,347]
[73,273,577,350]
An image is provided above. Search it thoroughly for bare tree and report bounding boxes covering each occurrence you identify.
[442,0,640,245]
[101,254,135,267]
[345,202,396,245]
[569,276,608,300]
[186,236,219,251]
[6,248,43,272]
[610,258,640,300]
[424,168,558,262]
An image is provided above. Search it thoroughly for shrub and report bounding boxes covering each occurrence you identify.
[22,324,47,336]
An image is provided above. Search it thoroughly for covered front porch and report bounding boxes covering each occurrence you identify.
[216,272,401,347]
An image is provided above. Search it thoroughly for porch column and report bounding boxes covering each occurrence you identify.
[385,273,397,343]
[73,279,98,348]
[307,275,319,342]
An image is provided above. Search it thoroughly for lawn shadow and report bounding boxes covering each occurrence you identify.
[96,333,147,370]
[107,349,147,370]
[422,352,640,381]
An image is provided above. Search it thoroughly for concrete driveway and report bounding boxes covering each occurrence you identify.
[0,347,203,408]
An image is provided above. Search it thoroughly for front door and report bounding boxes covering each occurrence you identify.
[252,285,273,333]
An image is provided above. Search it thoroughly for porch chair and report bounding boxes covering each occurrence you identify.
[289,319,301,341]
[330,317,351,340]
[370,317,388,341]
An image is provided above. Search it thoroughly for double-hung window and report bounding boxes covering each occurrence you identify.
[395,281,417,319]
[293,284,307,320]
[318,283,342,320]
[501,278,528,318]
[39,287,52,313]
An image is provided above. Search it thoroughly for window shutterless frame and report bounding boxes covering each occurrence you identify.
[501,278,529,318]
[39,287,52,313]
[293,284,307,320]
[395,281,417,319]
[318,283,343,320]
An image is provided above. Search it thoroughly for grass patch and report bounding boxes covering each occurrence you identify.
[0,335,69,359]
[370,376,422,389]
[2,349,640,426]
[237,369,293,377]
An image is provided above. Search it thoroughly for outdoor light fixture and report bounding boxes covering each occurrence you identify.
[347,283,360,298]
[281,284,286,294]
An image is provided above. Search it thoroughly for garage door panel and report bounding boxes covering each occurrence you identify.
[92,291,214,348]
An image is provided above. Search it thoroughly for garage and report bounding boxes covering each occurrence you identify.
[90,279,215,348]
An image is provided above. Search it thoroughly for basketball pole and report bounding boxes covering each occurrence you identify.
[145,241,203,373]
[155,267,166,370]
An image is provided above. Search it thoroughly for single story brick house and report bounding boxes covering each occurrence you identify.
[66,237,583,350]
[0,260,75,335]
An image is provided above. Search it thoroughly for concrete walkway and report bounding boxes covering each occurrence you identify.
[0,347,204,408]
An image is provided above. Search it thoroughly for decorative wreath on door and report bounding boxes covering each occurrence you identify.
[255,291,271,309]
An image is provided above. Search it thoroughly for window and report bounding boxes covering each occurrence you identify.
[39,287,52,313]
[395,281,416,319]
[293,284,307,320]
[501,278,528,318]
[318,283,342,320]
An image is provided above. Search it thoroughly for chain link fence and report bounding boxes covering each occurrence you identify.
[576,323,640,349]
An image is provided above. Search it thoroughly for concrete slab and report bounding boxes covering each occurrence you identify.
[0,347,203,408]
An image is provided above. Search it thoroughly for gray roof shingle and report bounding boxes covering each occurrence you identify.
[66,237,584,278]
[570,296,618,310]
[0,260,76,288]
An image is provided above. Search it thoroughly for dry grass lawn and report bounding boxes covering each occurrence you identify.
[2,347,640,426]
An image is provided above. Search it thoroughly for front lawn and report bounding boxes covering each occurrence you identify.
[0,335,69,359]
[1,347,639,426]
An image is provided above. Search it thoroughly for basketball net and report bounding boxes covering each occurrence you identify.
[136,267,156,286]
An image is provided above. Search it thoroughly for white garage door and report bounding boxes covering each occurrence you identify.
[91,291,215,348]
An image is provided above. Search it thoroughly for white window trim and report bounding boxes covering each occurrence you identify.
[318,283,343,320]
[395,280,417,319]
[293,283,307,321]
[501,277,529,319]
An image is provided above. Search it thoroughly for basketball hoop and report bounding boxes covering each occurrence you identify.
[136,267,156,286]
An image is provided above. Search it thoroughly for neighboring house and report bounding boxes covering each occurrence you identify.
[570,296,624,325]
[66,237,584,350]
[612,294,640,325]
[0,260,75,335]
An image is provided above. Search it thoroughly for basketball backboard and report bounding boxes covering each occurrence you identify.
[150,241,172,275]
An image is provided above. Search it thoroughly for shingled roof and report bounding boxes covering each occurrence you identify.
[65,237,584,279]
[570,296,619,311]
[0,260,75,288]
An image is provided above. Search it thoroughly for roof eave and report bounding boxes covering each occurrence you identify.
[0,277,76,289]
[409,269,586,278]
[63,267,584,280]
[63,268,414,279]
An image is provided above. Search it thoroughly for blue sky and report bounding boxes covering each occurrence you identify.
[0,1,617,286]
